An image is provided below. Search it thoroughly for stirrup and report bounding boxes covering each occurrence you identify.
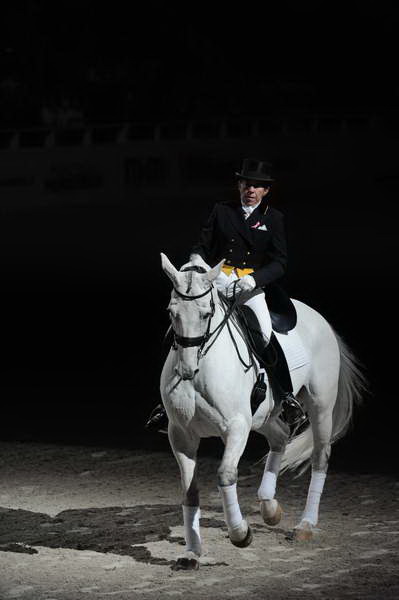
[281,393,308,430]
[289,412,309,439]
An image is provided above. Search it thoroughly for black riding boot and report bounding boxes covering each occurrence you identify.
[261,333,307,429]
[145,403,168,433]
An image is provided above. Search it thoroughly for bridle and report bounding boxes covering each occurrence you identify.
[169,266,254,370]
[171,267,215,359]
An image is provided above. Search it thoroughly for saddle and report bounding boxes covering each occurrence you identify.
[235,282,297,359]
[264,282,297,334]
[237,306,292,383]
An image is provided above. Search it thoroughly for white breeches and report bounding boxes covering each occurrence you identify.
[215,270,272,343]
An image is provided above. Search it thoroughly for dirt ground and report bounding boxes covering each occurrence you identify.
[0,440,398,600]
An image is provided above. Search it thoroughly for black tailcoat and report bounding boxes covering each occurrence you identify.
[191,199,288,288]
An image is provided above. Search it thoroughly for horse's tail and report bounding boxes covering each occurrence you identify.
[279,330,368,475]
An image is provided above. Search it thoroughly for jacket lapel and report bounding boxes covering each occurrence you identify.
[246,205,270,238]
[246,206,262,228]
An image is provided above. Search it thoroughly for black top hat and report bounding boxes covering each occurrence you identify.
[235,158,274,183]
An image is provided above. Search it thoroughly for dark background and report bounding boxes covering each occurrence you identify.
[1,2,398,472]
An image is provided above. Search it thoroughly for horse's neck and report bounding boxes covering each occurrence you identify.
[212,292,227,324]
[213,297,226,325]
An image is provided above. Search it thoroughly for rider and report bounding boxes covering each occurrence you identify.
[147,158,305,432]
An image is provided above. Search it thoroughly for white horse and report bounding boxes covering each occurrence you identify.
[160,253,366,570]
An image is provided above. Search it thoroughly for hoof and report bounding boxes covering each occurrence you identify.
[260,499,283,526]
[172,554,200,571]
[230,525,253,548]
[293,520,314,541]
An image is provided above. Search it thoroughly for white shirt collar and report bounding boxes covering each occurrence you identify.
[241,199,261,217]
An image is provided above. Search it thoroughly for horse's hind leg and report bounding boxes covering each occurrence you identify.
[257,416,290,525]
[218,416,253,547]
[293,384,337,541]
[168,424,201,570]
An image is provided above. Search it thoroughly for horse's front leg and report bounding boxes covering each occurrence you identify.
[218,415,253,547]
[168,423,201,570]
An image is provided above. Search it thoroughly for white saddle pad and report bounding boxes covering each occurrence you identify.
[274,329,310,372]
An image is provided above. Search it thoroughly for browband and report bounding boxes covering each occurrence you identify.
[174,286,213,300]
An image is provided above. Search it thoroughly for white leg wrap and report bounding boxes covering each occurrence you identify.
[258,472,277,501]
[182,505,201,556]
[301,471,327,526]
[258,451,283,500]
[218,483,243,530]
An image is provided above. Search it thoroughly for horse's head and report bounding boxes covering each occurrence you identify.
[161,253,224,380]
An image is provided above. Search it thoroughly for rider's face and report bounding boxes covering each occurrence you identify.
[238,179,270,206]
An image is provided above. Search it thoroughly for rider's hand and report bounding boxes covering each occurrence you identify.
[236,275,256,292]
[214,270,229,294]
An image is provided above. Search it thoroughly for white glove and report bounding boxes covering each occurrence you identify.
[224,272,239,298]
[236,275,256,292]
[215,270,229,294]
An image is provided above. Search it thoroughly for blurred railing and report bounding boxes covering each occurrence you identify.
[0,113,384,151]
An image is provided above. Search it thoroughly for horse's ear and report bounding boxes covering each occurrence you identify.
[205,259,225,282]
[161,253,181,286]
